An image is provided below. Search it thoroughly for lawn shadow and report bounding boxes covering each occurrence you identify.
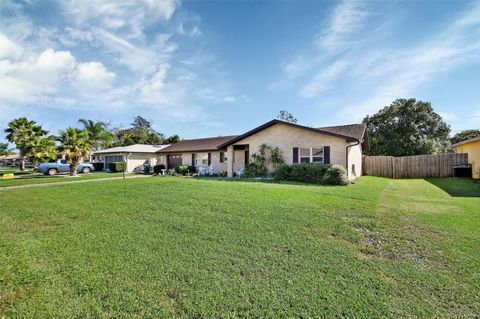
[426,178,480,198]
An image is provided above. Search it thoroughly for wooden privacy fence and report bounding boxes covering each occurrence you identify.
[363,153,468,178]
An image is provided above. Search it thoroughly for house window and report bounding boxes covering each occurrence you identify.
[220,152,228,163]
[195,153,209,166]
[299,147,324,164]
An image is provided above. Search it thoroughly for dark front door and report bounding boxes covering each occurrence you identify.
[167,154,183,168]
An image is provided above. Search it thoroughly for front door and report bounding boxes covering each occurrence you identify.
[167,154,183,169]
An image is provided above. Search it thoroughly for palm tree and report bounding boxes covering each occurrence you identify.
[4,118,47,170]
[57,128,92,176]
[27,136,57,164]
[0,143,14,156]
[78,119,114,160]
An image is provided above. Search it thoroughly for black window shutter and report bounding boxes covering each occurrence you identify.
[191,153,195,166]
[208,153,211,165]
[324,146,330,164]
[220,152,224,163]
[293,147,299,163]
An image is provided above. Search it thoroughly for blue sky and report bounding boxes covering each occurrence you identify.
[1,0,479,143]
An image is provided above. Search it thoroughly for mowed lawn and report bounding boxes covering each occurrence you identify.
[1,177,479,317]
[0,172,126,188]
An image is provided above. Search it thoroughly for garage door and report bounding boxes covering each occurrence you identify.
[167,154,183,168]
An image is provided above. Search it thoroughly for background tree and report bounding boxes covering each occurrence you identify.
[4,117,48,170]
[114,116,165,146]
[363,98,450,156]
[57,128,92,176]
[165,134,181,144]
[27,136,57,164]
[78,119,114,160]
[277,110,298,123]
[450,129,480,145]
[0,143,14,156]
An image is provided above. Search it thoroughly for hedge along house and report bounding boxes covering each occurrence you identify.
[92,144,170,172]
[156,119,368,179]
[156,136,238,173]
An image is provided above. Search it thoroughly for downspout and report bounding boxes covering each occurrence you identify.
[346,140,361,180]
[123,152,132,180]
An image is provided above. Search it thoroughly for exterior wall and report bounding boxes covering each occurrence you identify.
[455,141,480,179]
[230,123,348,172]
[98,152,156,172]
[347,143,363,179]
[126,153,157,172]
[158,151,229,174]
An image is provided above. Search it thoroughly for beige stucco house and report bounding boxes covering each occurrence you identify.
[157,119,368,180]
[93,144,170,172]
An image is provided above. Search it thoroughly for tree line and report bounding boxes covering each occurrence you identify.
[2,116,181,171]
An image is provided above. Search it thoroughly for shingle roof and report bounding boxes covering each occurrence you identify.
[93,144,170,154]
[451,136,480,147]
[218,119,363,148]
[318,124,367,142]
[158,136,238,153]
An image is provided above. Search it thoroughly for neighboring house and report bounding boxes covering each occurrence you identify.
[157,119,368,180]
[93,144,170,172]
[452,136,480,179]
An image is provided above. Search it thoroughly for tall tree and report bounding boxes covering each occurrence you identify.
[4,117,47,170]
[363,98,450,156]
[27,136,57,164]
[0,143,14,156]
[78,119,114,160]
[277,110,298,123]
[165,134,181,144]
[450,129,480,145]
[115,116,165,146]
[57,128,92,176]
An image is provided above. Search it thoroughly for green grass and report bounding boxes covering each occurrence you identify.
[0,172,127,187]
[0,177,479,317]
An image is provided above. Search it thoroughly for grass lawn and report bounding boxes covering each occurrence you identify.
[0,172,127,187]
[1,177,479,317]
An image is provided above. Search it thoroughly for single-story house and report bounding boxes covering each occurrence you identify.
[93,144,170,172]
[157,119,368,179]
[452,136,480,179]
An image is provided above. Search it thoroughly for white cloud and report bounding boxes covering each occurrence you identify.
[62,0,179,39]
[0,34,23,60]
[222,96,236,103]
[316,0,369,51]
[299,59,350,98]
[36,49,76,74]
[74,62,116,89]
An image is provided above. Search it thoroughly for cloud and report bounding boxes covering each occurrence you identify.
[340,2,480,120]
[36,49,76,74]
[62,0,179,39]
[315,0,369,51]
[299,59,350,98]
[0,34,23,60]
[74,62,116,89]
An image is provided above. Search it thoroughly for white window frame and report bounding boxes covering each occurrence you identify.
[195,153,209,166]
[299,147,324,164]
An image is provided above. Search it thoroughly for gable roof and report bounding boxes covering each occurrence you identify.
[318,123,367,142]
[452,136,480,147]
[158,135,238,153]
[218,119,363,148]
[93,144,169,155]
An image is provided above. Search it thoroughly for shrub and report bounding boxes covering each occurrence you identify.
[167,168,177,176]
[108,162,125,172]
[273,163,348,185]
[153,164,166,174]
[273,164,291,181]
[92,163,104,171]
[244,162,267,178]
[323,165,348,186]
[174,165,195,175]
